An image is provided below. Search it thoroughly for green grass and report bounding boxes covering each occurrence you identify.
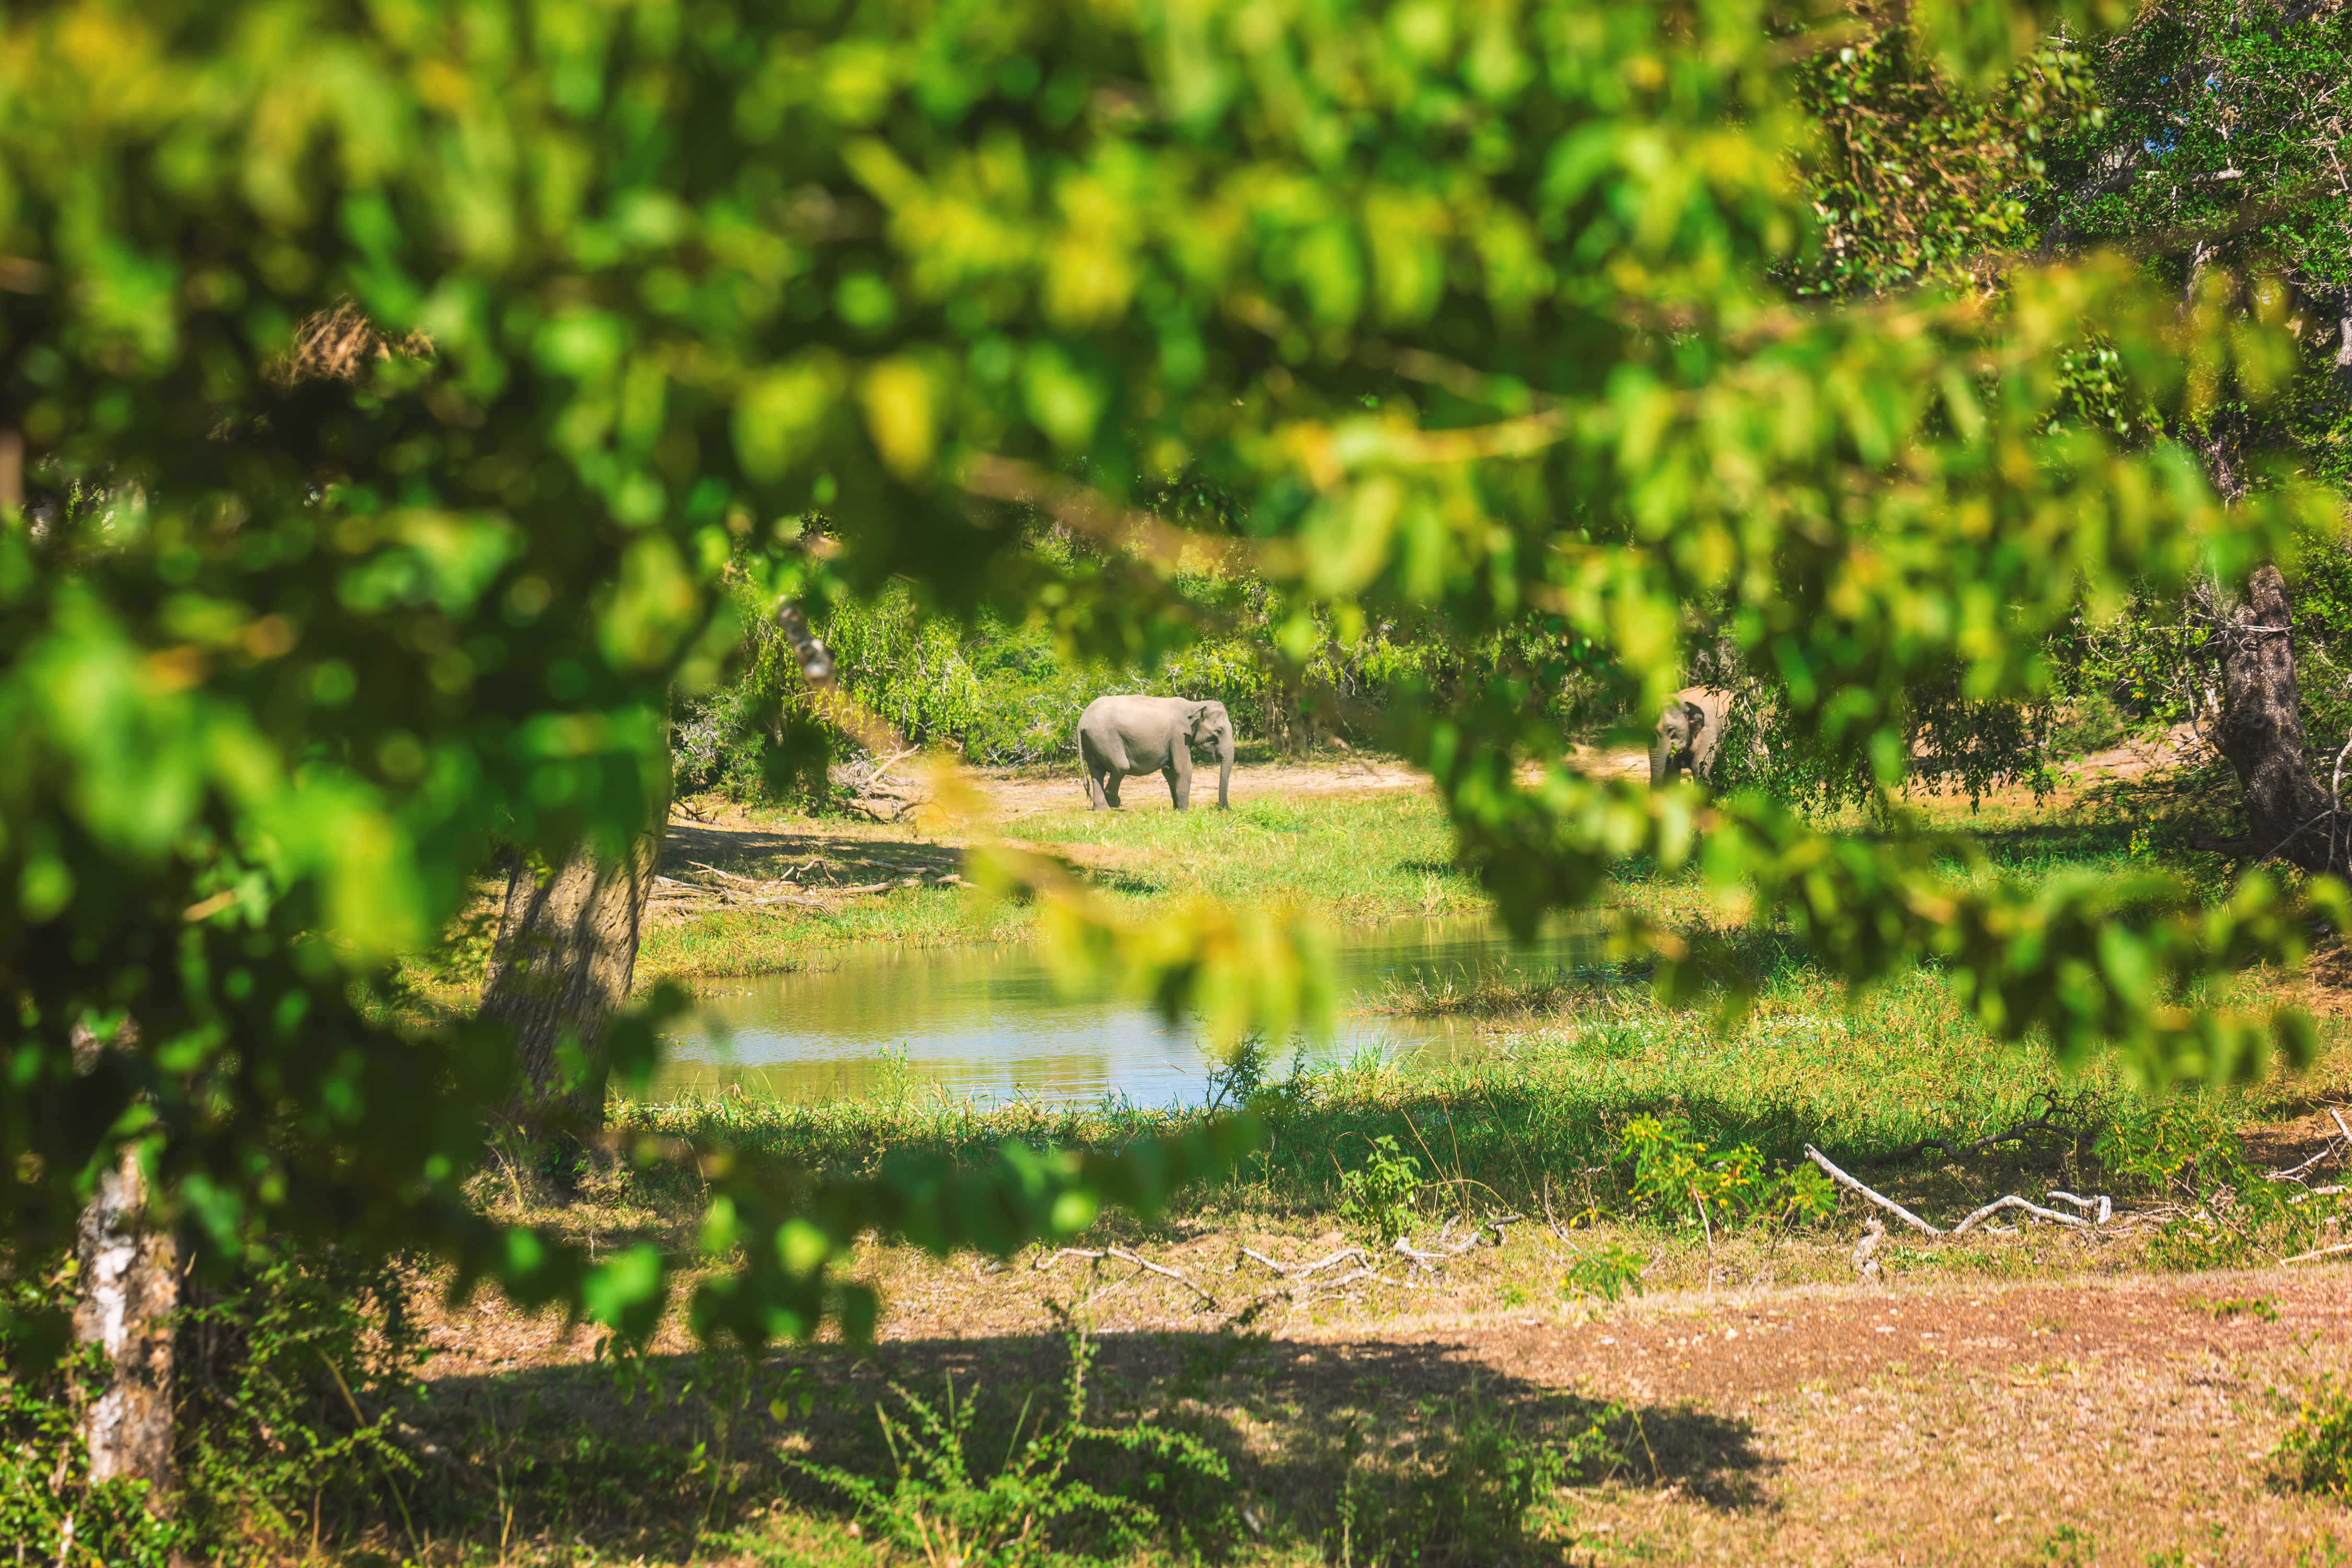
[635,785,1491,983]
[635,780,2172,984]
[610,958,2350,1240]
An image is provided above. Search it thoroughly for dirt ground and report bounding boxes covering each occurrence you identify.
[413,1244,2352,1565]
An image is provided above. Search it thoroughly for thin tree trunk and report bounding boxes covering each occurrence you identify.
[2202,563,2344,872]
[75,1146,178,1499]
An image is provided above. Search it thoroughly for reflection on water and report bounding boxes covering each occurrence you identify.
[655,915,1601,1106]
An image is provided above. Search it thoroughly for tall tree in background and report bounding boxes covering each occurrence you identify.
[2030,0,2352,861]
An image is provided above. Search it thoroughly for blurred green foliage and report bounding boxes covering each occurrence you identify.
[0,0,2345,1363]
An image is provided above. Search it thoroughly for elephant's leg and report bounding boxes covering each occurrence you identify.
[1165,763,1187,811]
[1086,767,1109,810]
[1103,771,1123,809]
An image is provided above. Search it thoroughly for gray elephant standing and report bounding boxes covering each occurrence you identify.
[1077,696,1235,811]
[1650,686,1735,786]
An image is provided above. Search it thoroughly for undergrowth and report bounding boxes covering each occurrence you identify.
[2274,1375,2352,1502]
[790,1329,1230,1566]
[0,1242,423,1563]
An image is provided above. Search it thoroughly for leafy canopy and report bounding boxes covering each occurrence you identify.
[0,0,2340,1345]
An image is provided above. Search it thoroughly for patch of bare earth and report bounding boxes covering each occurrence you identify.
[1422,1269,2352,1563]
[406,1241,2352,1564]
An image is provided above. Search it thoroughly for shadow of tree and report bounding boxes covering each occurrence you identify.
[383,1327,1771,1563]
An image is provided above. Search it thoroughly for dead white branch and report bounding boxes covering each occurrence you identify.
[2047,1191,2115,1225]
[2282,1239,2352,1264]
[1391,1213,1521,1271]
[2269,1114,2350,1183]
[1810,1146,2117,1242]
[1035,1246,1217,1308]
[1805,1145,1944,1237]
[1852,1216,1885,1282]
[1239,1246,1371,1279]
[1951,1195,2091,1235]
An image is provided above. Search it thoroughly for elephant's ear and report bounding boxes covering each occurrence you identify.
[1683,698,1709,732]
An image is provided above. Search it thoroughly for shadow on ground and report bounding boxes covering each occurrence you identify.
[370,1327,1771,1563]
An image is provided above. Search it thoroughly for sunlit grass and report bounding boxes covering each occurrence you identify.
[635,785,1488,983]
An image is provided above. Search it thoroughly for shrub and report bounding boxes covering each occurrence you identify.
[2273,1375,2352,1501]
[792,1332,1229,1566]
[1338,1134,1425,1244]
[1619,1116,1838,1232]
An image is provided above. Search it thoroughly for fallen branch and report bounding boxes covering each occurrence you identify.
[686,859,777,889]
[2047,1191,2115,1225]
[1950,1194,2091,1235]
[2282,1239,2352,1264]
[1035,1246,1217,1308]
[1804,1145,1944,1237]
[1313,1267,1382,1291]
[1239,1246,1371,1279]
[1392,1213,1523,1270]
[2269,1111,2350,1183]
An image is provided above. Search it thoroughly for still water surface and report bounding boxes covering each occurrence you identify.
[656,915,1600,1106]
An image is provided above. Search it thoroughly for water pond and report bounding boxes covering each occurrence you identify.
[655,914,1603,1107]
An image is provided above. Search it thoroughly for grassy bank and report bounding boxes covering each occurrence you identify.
[633,777,1492,984]
[604,964,2346,1241]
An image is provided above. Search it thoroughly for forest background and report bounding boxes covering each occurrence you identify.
[674,0,2352,812]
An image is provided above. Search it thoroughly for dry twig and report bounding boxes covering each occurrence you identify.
[1237,1246,1371,1279]
[1035,1246,1217,1308]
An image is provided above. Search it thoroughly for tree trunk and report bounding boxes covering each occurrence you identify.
[2202,563,2344,872]
[75,1146,178,1500]
[477,796,668,1143]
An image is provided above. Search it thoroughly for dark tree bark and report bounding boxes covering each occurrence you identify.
[477,796,668,1141]
[2202,563,2345,871]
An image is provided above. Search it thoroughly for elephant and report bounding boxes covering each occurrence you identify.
[1077,695,1235,811]
[1650,686,1735,786]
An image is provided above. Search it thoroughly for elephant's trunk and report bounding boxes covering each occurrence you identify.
[1216,732,1233,809]
[1648,737,1673,787]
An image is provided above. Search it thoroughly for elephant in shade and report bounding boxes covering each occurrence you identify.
[1078,696,1235,811]
[1650,686,1735,786]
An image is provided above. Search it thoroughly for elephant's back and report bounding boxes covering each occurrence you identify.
[1676,685,1736,728]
